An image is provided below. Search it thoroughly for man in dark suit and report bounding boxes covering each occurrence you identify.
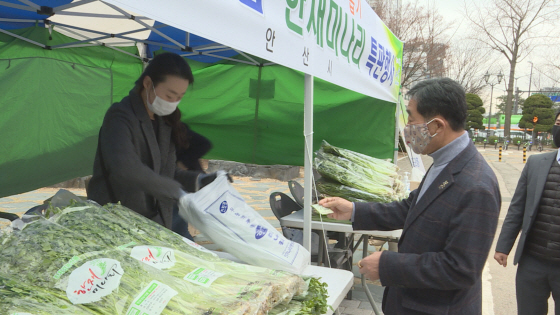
[494,112,560,315]
[320,78,501,314]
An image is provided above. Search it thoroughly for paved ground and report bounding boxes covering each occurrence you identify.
[0,146,556,314]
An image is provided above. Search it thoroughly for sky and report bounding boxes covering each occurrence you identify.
[425,0,553,106]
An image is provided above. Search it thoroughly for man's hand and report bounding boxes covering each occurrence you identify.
[318,197,353,221]
[358,251,382,281]
[494,252,508,267]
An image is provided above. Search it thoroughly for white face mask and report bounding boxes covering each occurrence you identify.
[146,84,180,116]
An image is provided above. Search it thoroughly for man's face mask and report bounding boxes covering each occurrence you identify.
[552,125,560,148]
[146,84,180,116]
[404,118,438,154]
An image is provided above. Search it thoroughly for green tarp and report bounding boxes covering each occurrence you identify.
[0,27,141,198]
[0,27,395,198]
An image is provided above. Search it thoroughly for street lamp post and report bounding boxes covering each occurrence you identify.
[484,71,504,137]
[528,61,533,96]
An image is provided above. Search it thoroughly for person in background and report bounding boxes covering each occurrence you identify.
[172,122,213,240]
[176,122,213,172]
[494,112,560,315]
[320,78,501,315]
[88,52,222,230]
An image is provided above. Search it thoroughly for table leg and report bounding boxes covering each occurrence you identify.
[361,235,382,315]
[317,230,324,267]
[343,232,354,299]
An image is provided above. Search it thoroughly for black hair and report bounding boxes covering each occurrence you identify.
[134,52,194,149]
[555,111,560,121]
[406,78,467,131]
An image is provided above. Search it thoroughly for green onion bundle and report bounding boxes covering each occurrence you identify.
[48,202,310,313]
[314,140,405,202]
[0,274,96,315]
[321,140,398,176]
[0,218,244,314]
[315,178,385,203]
[0,198,329,314]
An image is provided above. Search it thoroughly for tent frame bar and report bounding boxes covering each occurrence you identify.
[54,11,150,20]
[185,52,256,65]
[54,24,144,60]
[234,49,260,65]
[194,43,227,51]
[50,21,149,37]
[51,34,115,48]
[0,27,45,48]
[0,18,39,23]
[120,37,184,50]
[0,1,35,11]
[102,1,185,50]
[195,47,233,54]
[54,43,98,49]
[53,0,97,12]
[49,24,153,49]
[17,0,39,10]
[50,21,177,56]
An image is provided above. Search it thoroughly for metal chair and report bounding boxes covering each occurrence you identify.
[269,192,354,270]
[0,212,19,221]
[269,192,324,259]
[287,181,354,271]
[288,180,319,208]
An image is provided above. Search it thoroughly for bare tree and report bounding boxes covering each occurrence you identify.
[370,0,452,89]
[534,62,560,90]
[444,42,494,94]
[544,49,560,72]
[463,0,560,139]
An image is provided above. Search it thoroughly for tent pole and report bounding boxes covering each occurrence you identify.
[252,65,263,164]
[303,74,313,254]
[393,92,401,164]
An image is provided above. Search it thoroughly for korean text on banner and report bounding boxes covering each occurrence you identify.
[104,0,403,102]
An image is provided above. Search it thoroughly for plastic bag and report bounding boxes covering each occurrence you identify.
[179,172,311,274]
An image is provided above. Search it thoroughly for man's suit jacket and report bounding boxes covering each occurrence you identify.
[353,142,501,315]
[88,89,198,229]
[495,150,557,265]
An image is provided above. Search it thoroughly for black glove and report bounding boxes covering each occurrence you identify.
[197,171,233,190]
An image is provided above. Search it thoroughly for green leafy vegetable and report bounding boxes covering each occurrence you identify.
[0,196,329,314]
[315,140,405,202]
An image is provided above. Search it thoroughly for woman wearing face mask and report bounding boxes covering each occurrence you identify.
[87,52,218,229]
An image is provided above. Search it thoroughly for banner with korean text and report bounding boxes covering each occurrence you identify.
[105,0,403,103]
